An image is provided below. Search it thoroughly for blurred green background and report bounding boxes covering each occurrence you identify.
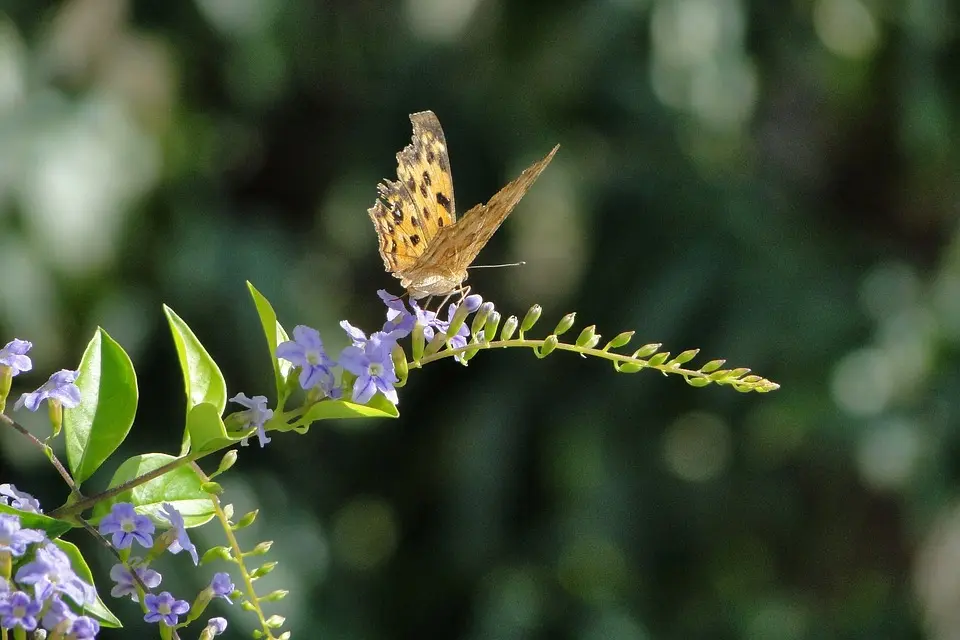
[2,0,959,638]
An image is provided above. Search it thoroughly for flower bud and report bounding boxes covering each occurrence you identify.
[520,305,542,333]
[500,315,519,341]
[538,335,559,358]
[391,343,409,386]
[553,313,576,336]
[470,302,494,337]
[483,311,501,343]
[411,323,426,361]
[445,301,471,338]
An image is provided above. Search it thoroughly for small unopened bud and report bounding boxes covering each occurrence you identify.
[553,313,576,336]
[538,335,559,358]
[500,315,519,341]
[214,450,238,477]
[520,305,542,333]
[483,311,501,343]
[446,302,471,338]
[391,343,408,385]
[575,325,600,349]
[233,510,259,530]
[412,323,426,361]
[201,482,223,495]
[470,302,495,337]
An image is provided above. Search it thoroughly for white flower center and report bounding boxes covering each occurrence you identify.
[369,362,384,377]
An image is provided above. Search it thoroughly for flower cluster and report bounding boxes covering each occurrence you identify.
[0,489,99,637]
[275,290,487,408]
[0,491,234,638]
[97,502,235,632]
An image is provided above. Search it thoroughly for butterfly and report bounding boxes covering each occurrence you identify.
[368,110,559,299]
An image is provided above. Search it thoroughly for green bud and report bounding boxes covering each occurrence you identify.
[470,302,494,337]
[537,335,559,358]
[278,632,292,640]
[232,509,259,530]
[687,377,712,387]
[48,400,63,439]
[632,343,661,358]
[647,352,670,367]
[243,601,258,613]
[483,311,501,343]
[261,589,290,602]
[667,349,699,367]
[553,312,576,336]
[423,334,446,358]
[201,546,233,563]
[617,362,643,373]
[500,315,519,341]
[223,504,235,520]
[604,331,634,350]
[251,561,278,579]
[445,302,471,338]
[201,482,223,495]
[575,325,598,348]
[392,343,409,386]
[520,305,542,333]
[245,541,274,557]
[699,359,726,373]
[213,450,238,477]
[0,365,11,413]
[265,615,287,629]
[412,323,426,361]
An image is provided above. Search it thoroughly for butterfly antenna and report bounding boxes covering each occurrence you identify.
[468,261,527,269]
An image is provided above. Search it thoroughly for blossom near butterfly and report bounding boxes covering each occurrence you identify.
[368,111,559,299]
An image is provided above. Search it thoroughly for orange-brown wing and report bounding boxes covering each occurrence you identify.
[407,144,559,281]
[367,111,457,276]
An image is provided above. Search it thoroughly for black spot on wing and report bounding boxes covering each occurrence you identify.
[436,192,452,212]
[411,234,421,246]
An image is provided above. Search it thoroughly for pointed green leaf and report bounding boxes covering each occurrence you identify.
[0,505,72,539]
[54,539,122,627]
[64,328,138,485]
[298,395,398,427]
[247,282,292,398]
[187,402,246,454]
[164,306,227,453]
[91,453,214,528]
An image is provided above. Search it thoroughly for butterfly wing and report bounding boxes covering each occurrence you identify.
[405,144,560,289]
[368,111,457,276]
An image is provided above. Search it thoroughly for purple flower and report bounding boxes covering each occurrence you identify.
[229,393,273,448]
[0,514,45,556]
[0,339,32,376]
[0,484,42,513]
[40,594,76,630]
[339,332,399,406]
[15,369,80,412]
[379,290,417,336]
[109,560,162,602]
[144,591,190,626]
[160,503,198,565]
[98,503,154,550]
[206,616,228,635]
[15,542,94,606]
[276,326,336,393]
[68,616,100,639]
[0,590,41,630]
[210,572,235,604]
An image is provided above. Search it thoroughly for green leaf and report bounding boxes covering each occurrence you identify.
[64,328,139,485]
[54,539,122,628]
[186,402,245,455]
[164,305,227,454]
[247,282,292,399]
[0,505,72,539]
[90,453,214,528]
[297,395,399,427]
